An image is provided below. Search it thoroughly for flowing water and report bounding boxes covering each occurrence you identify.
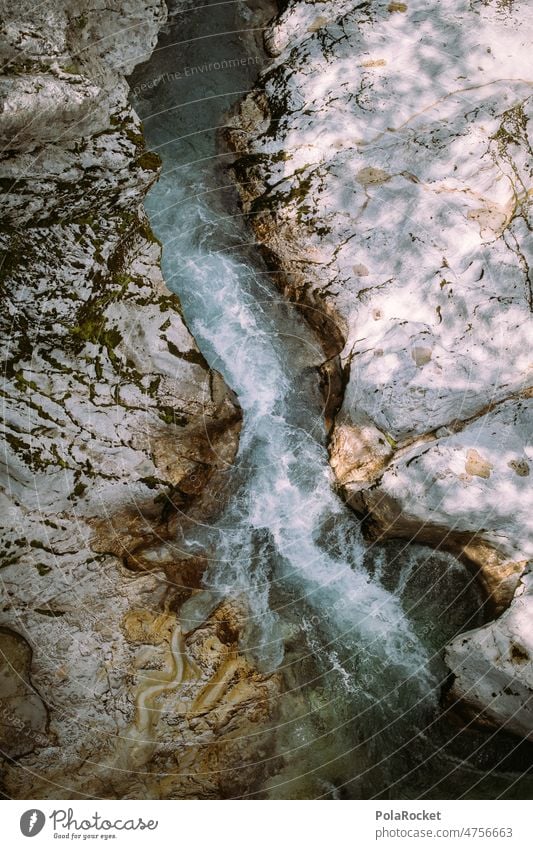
[129,0,533,798]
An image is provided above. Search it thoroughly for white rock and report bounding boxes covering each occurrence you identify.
[230,0,533,737]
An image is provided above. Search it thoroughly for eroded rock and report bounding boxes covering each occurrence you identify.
[446,568,533,741]
[0,628,48,759]
[228,0,533,735]
[0,0,285,799]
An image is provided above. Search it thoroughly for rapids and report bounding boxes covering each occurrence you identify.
[129,0,533,799]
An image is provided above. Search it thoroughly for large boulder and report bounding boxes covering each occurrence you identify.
[446,568,533,742]
[227,0,533,735]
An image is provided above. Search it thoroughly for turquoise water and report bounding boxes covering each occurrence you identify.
[129,0,533,799]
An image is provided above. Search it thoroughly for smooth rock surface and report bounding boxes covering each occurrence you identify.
[446,568,533,741]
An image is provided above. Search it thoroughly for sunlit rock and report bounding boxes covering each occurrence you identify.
[446,568,533,741]
[228,0,533,736]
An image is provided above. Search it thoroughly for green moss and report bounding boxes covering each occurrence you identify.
[166,339,183,358]
[50,445,69,469]
[0,553,22,569]
[139,475,160,489]
[492,103,529,153]
[384,432,398,449]
[137,151,161,172]
[13,370,39,393]
[125,127,145,148]
[4,431,33,462]
[69,316,103,344]
[71,481,87,498]
[72,213,98,228]
[43,519,59,529]
[138,216,161,247]
[0,232,27,285]
[34,608,66,618]
[158,406,188,427]
[178,348,208,367]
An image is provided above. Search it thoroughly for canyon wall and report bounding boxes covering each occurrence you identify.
[228,0,533,739]
[0,0,278,797]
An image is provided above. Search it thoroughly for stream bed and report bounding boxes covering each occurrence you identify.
[129,0,533,799]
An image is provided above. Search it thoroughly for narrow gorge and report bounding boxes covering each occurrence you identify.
[0,0,532,801]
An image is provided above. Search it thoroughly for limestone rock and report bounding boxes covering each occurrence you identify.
[229,0,532,569]
[0,628,48,759]
[355,397,532,608]
[0,0,282,799]
[3,600,280,799]
[228,0,533,736]
[446,568,533,741]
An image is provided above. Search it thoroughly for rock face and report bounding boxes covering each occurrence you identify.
[446,568,533,742]
[0,0,279,798]
[228,0,533,735]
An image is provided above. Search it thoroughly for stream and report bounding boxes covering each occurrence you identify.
[129,0,533,799]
